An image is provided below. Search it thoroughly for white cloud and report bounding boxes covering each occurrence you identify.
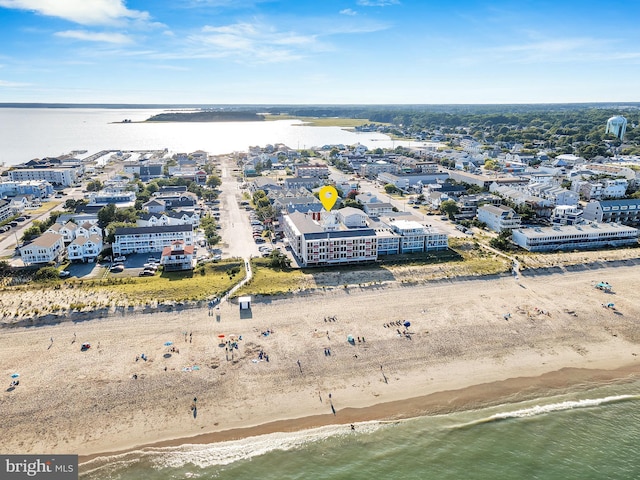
[357,0,400,6]
[0,79,31,87]
[189,22,322,63]
[55,30,133,44]
[0,0,150,26]
[340,9,357,16]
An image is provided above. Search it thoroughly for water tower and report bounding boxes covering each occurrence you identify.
[606,116,627,141]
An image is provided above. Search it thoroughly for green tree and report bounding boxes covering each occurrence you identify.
[200,215,221,245]
[268,250,291,270]
[206,175,222,188]
[86,179,103,191]
[105,221,137,244]
[343,199,364,210]
[489,230,513,251]
[22,224,44,242]
[34,266,60,282]
[384,183,399,194]
[440,200,459,219]
[97,204,117,229]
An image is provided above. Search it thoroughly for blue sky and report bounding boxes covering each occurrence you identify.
[0,0,639,104]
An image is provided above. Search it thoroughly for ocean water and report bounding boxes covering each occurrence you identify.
[0,107,415,166]
[81,380,640,480]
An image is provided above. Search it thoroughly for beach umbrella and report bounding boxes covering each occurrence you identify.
[164,341,173,346]
[403,321,411,327]
[10,373,19,378]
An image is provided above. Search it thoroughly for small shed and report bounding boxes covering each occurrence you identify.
[239,296,252,310]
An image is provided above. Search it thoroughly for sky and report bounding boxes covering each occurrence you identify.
[0,0,639,105]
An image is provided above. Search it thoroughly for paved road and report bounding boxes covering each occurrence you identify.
[216,156,262,259]
[0,200,68,262]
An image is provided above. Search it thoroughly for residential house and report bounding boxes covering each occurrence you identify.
[0,199,12,223]
[153,192,198,211]
[88,188,137,207]
[283,177,321,191]
[362,201,394,217]
[19,232,65,265]
[582,199,640,226]
[112,224,194,255]
[0,180,53,199]
[160,240,196,271]
[9,194,33,213]
[143,199,167,214]
[67,234,103,263]
[477,205,522,232]
[46,221,77,243]
[550,205,583,225]
[360,160,398,178]
[294,163,330,178]
[249,177,282,195]
[75,221,102,239]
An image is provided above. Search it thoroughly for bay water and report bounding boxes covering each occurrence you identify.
[0,107,409,166]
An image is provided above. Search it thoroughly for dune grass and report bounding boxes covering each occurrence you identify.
[89,260,245,303]
[235,258,308,296]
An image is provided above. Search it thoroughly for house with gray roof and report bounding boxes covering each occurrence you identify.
[112,224,194,255]
[582,199,640,226]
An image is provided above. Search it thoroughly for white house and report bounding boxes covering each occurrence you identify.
[477,204,522,232]
[0,199,13,223]
[67,234,103,263]
[19,232,65,265]
[112,224,194,255]
[75,221,102,238]
[160,240,196,271]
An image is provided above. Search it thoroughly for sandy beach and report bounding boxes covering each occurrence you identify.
[1,263,640,461]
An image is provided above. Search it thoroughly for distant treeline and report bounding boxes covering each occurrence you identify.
[258,104,640,129]
[146,111,265,122]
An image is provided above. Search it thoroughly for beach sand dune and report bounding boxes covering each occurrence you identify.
[1,264,640,458]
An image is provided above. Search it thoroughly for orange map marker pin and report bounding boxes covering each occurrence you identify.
[319,185,338,211]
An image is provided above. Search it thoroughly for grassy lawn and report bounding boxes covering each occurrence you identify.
[89,260,245,303]
[264,114,386,128]
[28,201,62,215]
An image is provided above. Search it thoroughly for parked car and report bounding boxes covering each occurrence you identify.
[59,270,71,278]
[113,255,126,262]
[139,270,155,276]
[147,257,159,263]
[110,264,124,273]
[255,237,266,244]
